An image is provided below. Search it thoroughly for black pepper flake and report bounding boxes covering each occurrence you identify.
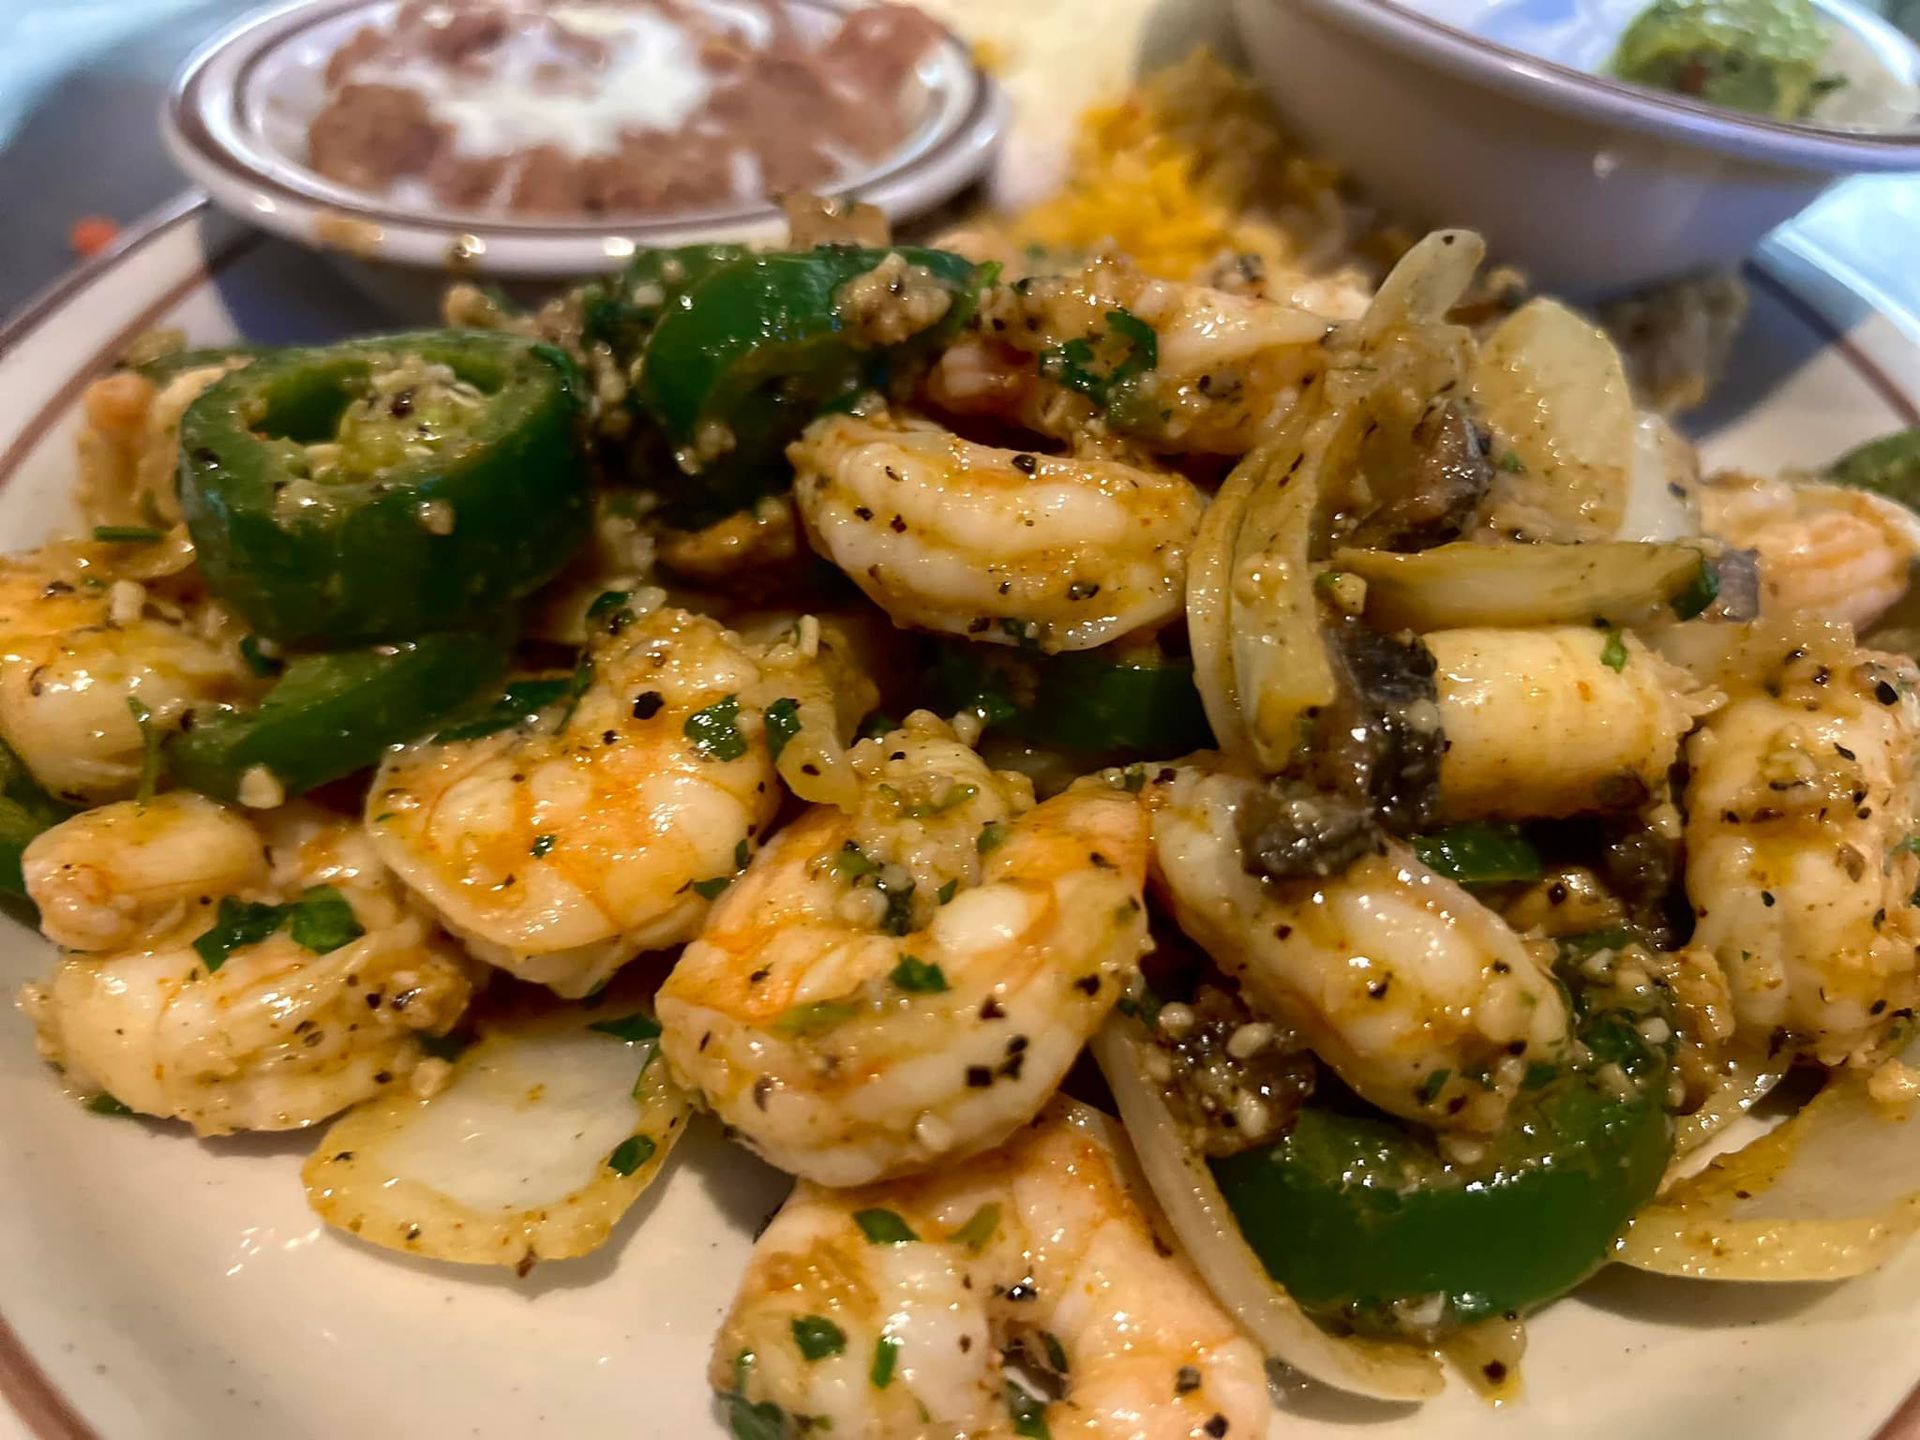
[752,1076,773,1110]
[1174,1366,1201,1396]
[889,515,907,533]
[854,505,874,521]
[1761,891,1776,907]
[632,691,664,720]
[1877,680,1901,705]
[1482,1362,1508,1385]
[1204,1416,1229,1437]
[980,997,1006,1020]
[1005,1279,1037,1302]
[965,1065,993,1088]
[1368,980,1390,1000]
[1836,744,1857,760]
[1012,453,1038,474]
[1274,924,1293,940]
[1073,975,1101,996]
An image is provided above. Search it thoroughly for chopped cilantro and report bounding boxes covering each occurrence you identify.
[92,525,162,544]
[692,875,733,900]
[880,880,916,937]
[606,1133,656,1176]
[1497,450,1526,473]
[948,1202,1001,1253]
[1599,628,1628,672]
[1005,1379,1051,1439]
[870,1334,900,1389]
[890,955,949,993]
[790,1315,846,1362]
[832,843,880,880]
[853,1208,919,1244]
[286,885,364,955]
[937,878,957,905]
[192,895,286,972]
[84,1092,133,1116]
[124,695,161,804]
[735,838,751,869]
[686,694,748,761]
[1417,1068,1452,1105]
[1041,1332,1069,1375]
[435,677,571,742]
[530,833,556,858]
[764,697,802,761]
[587,589,630,621]
[976,821,1009,855]
[1671,557,1720,619]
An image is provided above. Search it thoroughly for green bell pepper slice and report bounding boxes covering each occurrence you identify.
[1212,949,1674,1338]
[130,344,270,384]
[634,246,981,520]
[178,330,592,645]
[1829,427,1920,511]
[581,244,751,365]
[0,740,72,900]
[929,642,1215,759]
[167,631,510,801]
[1410,822,1544,888]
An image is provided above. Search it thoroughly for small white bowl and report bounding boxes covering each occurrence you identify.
[1233,0,1920,295]
[165,0,1008,287]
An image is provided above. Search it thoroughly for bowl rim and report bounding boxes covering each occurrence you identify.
[162,0,1008,276]
[1296,0,1920,172]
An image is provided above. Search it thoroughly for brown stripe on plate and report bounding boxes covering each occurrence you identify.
[0,198,262,490]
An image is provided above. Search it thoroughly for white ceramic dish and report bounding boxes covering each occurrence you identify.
[164,0,1008,281]
[2,191,1920,1440]
[1233,0,1920,294]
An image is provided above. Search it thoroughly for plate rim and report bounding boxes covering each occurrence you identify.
[2,192,1920,1440]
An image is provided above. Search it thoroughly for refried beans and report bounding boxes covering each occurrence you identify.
[306,0,949,219]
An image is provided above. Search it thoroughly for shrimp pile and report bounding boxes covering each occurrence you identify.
[11,140,1920,1434]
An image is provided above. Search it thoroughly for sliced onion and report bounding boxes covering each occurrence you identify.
[1229,419,1341,772]
[1668,1044,1790,1169]
[1328,540,1713,632]
[1473,298,1636,542]
[1092,1019,1444,1400]
[304,1008,690,1268]
[1615,413,1702,542]
[1357,229,1486,340]
[1186,446,1263,763]
[1619,1035,1920,1281]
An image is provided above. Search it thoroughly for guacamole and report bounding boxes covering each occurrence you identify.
[1609,0,1838,120]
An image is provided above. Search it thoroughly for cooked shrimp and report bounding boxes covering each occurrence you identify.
[18,797,474,1134]
[77,359,241,529]
[369,600,858,997]
[1149,758,1569,1133]
[0,541,255,804]
[24,792,267,952]
[1681,638,1920,1065]
[1700,472,1920,631]
[658,712,1148,1185]
[1428,625,1718,821]
[790,412,1205,654]
[713,1098,1270,1440]
[928,256,1333,455]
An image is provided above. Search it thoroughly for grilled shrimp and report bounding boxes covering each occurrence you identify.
[18,795,475,1134]
[658,713,1149,1185]
[369,600,864,998]
[1681,638,1920,1065]
[927,256,1333,455]
[1149,759,1569,1132]
[1700,472,1920,631]
[0,541,254,804]
[1429,625,1717,821]
[790,413,1204,654]
[713,1099,1270,1440]
[77,359,242,529]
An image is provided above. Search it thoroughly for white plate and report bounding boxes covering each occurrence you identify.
[2,198,1920,1440]
[165,0,1009,277]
